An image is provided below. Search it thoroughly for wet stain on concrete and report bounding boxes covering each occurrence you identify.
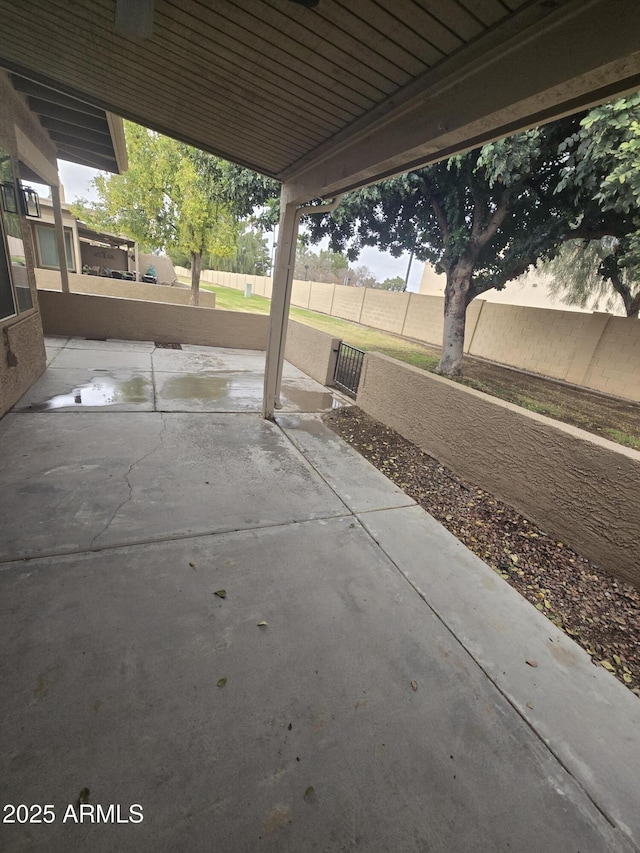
[27,373,150,410]
[280,383,341,413]
[160,375,233,403]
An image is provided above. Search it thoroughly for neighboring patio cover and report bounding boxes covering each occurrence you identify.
[1,0,639,412]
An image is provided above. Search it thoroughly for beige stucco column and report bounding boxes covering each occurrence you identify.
[262,189,342,418]
[262,189,299,419]
[50,184,69,293]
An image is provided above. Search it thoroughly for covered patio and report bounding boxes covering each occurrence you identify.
[1,338,639,851]
[1,1,640,849]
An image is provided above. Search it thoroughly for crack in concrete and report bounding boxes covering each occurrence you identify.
[89,412,168,550]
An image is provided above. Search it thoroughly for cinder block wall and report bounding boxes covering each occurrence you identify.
[361,289,410,334]
[38,291,268,350]
[581,316,640,400]
[177,269,640,402]
[358,352,640,589]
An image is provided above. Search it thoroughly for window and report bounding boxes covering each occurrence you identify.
[34,225,76,272]
[0,211,16,321]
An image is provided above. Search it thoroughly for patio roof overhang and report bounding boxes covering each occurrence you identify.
[10,74,127,176]
[0,0,638,200]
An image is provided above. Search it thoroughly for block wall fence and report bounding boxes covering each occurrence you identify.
[176,267,640,402]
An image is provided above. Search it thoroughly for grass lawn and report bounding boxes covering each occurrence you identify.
[185,278,640,449]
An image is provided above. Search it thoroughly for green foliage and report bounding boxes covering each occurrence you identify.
[294,245,349,283]
[348,265,379,288]
[209,227,271,274]
[305,96,640,373]
[78,122,279,297]
[377,276,405,291]
[544,238,640,317]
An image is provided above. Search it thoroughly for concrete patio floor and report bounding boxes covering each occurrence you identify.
[1,337,639,852]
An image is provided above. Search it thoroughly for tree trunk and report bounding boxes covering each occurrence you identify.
[623,289,640,318]
[435,271,471,377]
[190,251,202,306]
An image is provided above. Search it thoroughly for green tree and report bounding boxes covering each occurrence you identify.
[75,122,278,305]
[305,99,640,375]
[544,237,640,317]
[294,245,349,283]
[376,276,405,291]
[209,227,271,275]
[349,265,379,288]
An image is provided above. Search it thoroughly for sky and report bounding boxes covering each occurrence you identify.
[53,161,424,292]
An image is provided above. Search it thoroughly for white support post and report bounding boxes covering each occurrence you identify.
[51,184,69,293]
[262,191,299,419]
[262,189,344,419]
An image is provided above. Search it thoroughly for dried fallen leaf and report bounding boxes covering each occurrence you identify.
[304,786,315,801]
[509,554,519,565]
[410,680,418,691]
[217,677,227,688]
[214,589,227,599]
[599,660,615,672]
[526,660,538,668]
[189,561,196,567]
[526,702,534,710]
[257,621,267,627]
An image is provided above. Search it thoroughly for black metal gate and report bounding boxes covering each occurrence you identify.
[333,343,365,399]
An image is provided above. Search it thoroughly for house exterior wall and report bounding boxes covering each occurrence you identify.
[0,71,54,418]
[357,352,640,589]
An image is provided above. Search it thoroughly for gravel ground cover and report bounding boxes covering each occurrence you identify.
[324,406,640,698]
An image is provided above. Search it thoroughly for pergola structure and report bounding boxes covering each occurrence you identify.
[1,0,639,415]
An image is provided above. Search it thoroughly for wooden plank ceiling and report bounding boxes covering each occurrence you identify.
[0,0,639,197]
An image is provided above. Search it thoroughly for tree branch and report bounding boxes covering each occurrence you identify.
[416,176,449,241]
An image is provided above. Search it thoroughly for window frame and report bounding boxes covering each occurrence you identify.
[33,223,76,272]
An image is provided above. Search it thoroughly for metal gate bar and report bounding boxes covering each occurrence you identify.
[333,342,365,399]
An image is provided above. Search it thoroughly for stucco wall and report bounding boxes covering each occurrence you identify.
[0,312,46,418]
[136,253,176,283]
[81,244,128,271]
[357,353,640,588]
[38,290,268,349]
[0,71,54,419]
[35,269,216,308]
[285,320,340,386]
